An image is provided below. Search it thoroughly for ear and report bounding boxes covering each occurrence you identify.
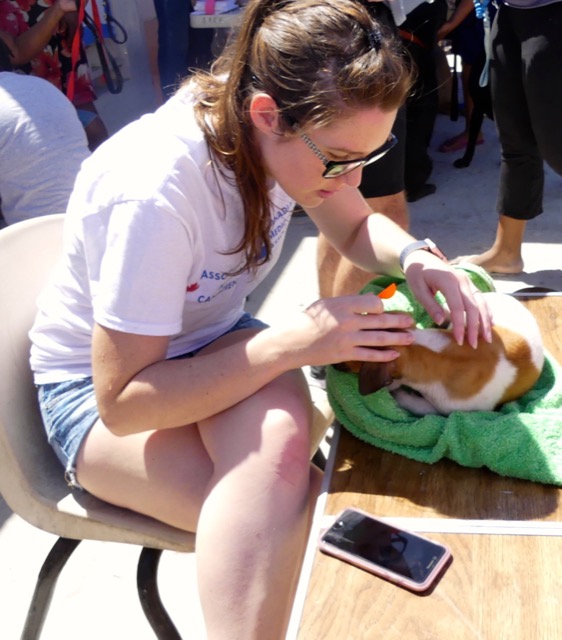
[358,361,395,396]
[332,360,363,374]
[249,93,282,136]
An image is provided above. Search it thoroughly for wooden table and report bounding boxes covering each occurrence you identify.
[289,293,562,640]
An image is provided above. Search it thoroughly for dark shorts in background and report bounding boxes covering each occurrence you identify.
[359,106,406,199]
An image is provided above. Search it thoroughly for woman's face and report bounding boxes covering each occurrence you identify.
[257,104,398,208]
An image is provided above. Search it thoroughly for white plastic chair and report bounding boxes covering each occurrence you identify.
[0,214,334,639]
[0,215,195,639]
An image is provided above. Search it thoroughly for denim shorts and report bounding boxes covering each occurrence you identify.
[76,108,98,128]
[37,313,268,490]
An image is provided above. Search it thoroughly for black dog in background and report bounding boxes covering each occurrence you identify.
[453,51,494,168]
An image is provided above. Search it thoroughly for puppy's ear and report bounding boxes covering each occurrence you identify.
[358,361,394,396]
[332,360,362,374]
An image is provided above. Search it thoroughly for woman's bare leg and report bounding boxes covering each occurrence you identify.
[453,214,526,274]
[438,63,484,152]
[365,192,409,232]
[76,421,213,530]
[317,192,409,298]
[195,368,316,639]
[76,331,319,639]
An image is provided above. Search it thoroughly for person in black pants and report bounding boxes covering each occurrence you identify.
[454,0,562,274]
[153,0,214,100]
[400,0,448,201]
[361,0,447,204]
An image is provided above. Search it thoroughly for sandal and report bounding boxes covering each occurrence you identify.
[438,133,484,153]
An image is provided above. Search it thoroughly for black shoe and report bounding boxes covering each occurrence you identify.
[310,365,326,381]
[309,365,326,389]
[406,183,436,203]
[310,366,328,392]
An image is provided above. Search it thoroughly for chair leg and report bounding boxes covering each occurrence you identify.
[21,536,82,640]
[312,448,327,471]
[137,547,182,640]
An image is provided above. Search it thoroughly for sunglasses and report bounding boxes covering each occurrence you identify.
[300,132,398,179]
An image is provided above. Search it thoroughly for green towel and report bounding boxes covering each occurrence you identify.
[326,266,562,486]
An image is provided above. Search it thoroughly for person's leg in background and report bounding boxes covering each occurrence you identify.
[438,8,486,153]
[360,106,409,232]
[316,197,408,300]
[317,107,408,299]
[153,0,214,100]
[403,47,437,202]
[454,3,562,273]
[400,0,447,202]
[186,7,216,72]
[76,104,109,152]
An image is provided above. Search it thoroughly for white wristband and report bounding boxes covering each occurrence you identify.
[399,238,447,272]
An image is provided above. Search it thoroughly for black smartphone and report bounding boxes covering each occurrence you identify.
[318,507,452,592]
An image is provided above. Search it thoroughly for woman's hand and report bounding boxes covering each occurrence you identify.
[403,251,493,348]
[282,293,415,368]
[56,0,78,14]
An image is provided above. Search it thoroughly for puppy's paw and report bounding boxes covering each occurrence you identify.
[392,388,440,416]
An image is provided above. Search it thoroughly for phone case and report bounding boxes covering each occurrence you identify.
[318,508,452,592]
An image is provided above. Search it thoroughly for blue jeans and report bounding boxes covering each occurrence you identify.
[152,0,214,99]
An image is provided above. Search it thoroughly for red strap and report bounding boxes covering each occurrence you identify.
[398,28,428,50]
[68,0,104,102]
[67,0,86,102]
[205,0,216,15]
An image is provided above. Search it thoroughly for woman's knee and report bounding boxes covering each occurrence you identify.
[262,402,313,476]
[199,369,313,477]
[242,377,314,491]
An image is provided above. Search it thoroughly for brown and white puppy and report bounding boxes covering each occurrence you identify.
[336,292,545,416]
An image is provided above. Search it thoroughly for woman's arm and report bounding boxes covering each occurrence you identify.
[2,0,77,67]
[92,291,416,436]
[305,186,492,348]
[437,0,475,41]
[305,187,416,274]
[92,323,286,436]
[305,186,417,275]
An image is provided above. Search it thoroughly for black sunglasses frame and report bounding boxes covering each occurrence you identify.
[300,132,398,179]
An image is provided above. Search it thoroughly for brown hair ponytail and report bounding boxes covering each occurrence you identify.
[192,0,412,274]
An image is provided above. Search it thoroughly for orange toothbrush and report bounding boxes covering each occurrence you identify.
[377,283,397,299]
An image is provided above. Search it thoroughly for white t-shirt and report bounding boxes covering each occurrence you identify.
[30,85,295,383]
[0,72,90,225]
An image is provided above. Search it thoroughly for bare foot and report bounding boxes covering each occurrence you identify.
[451,251,524,274]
